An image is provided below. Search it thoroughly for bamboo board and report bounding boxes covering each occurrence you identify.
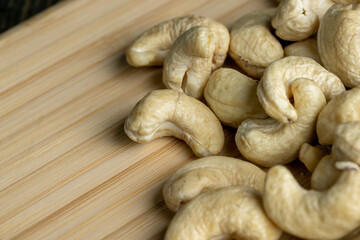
[0,0,315,239]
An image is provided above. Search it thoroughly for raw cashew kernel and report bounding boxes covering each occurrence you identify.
[162,156,266,212]
[312,123,360,190]
[126,15,230,69]
[318,3,360,87]
[204,68,267,128]
[257,56,344,123]
[311,154,340,190]
[299,143,329,172]
[317,87,360,145]
[164,186,282,240]
[124,89,224,157]
[229,8,284,78]
[264,164,360,239]
[163,26,215,99]
[272,0,334,41]
[284,38,321,64]
[236,78,326,167]
[333,121,360,165]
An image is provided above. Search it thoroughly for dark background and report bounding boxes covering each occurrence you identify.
[0,0,63,33]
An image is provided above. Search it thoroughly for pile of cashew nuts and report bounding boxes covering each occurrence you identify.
[124,1,360,239]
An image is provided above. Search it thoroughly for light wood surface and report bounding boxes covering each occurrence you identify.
[0,0,314,239]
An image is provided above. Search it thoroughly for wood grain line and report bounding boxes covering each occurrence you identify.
[0,120,127,196]
[12,140,187,239]
[102,201,172,240]
[0,46,129,144]
[0,0,171,93]
[0,74,161,192]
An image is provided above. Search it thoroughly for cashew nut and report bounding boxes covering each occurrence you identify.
[311,154,340,190]
[126,15,229,69]
[332,121,360,165]
[204,68,267,128]
[311,155,341,191]
[318,3,360,87]
[162,26,215,99]
[164,186,282,240]
[299,143,329,172]
[229,8,284,78]
[257,56,344,123]
[236,78,326,167]
[124,89,224,157]
[272,0,334,41]
[162,156,266,212]
[264,163,360,239]
[284,38,321,64]
[316,87,360,145]
[312,122,360,190]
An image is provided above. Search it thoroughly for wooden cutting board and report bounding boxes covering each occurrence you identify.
[0,0,314,239]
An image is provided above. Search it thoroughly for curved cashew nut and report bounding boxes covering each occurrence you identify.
[204,68,267,128]
[333,121,360,165]
[236,78,326,167]
[162,156,266,212]
[316,87,360,145]
[312,122,360,190]
[124,89,224,157]
[164,186,282,240]
[311,154,340,190]
[162,26,215,99]
[284,38,321,64]
[272,0,334,41]
[229,8,284,78]
[126,15,229,69]
[318,3,360,87]
[264,164,360,239]
[299,143,329,172]
[258,56,344,123]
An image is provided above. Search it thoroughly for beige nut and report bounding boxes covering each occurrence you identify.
[163,26,215,99]
[164,186,282,240]
[162,156,266,212]
[264,164,360,239]
[311,155,340,190]
[299,143,329,172]
[236,78,326,167]
[312,122,360,190]
[229,8,284,78]
[204,68,267,128]
[318,3,360,87]
[272,0,334,41]
[316,87,360,145]
[284,38,321,64]
[333,121,360,165]
[124,89,224,157]
[257,56,344,123]
[126,15,229,69]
